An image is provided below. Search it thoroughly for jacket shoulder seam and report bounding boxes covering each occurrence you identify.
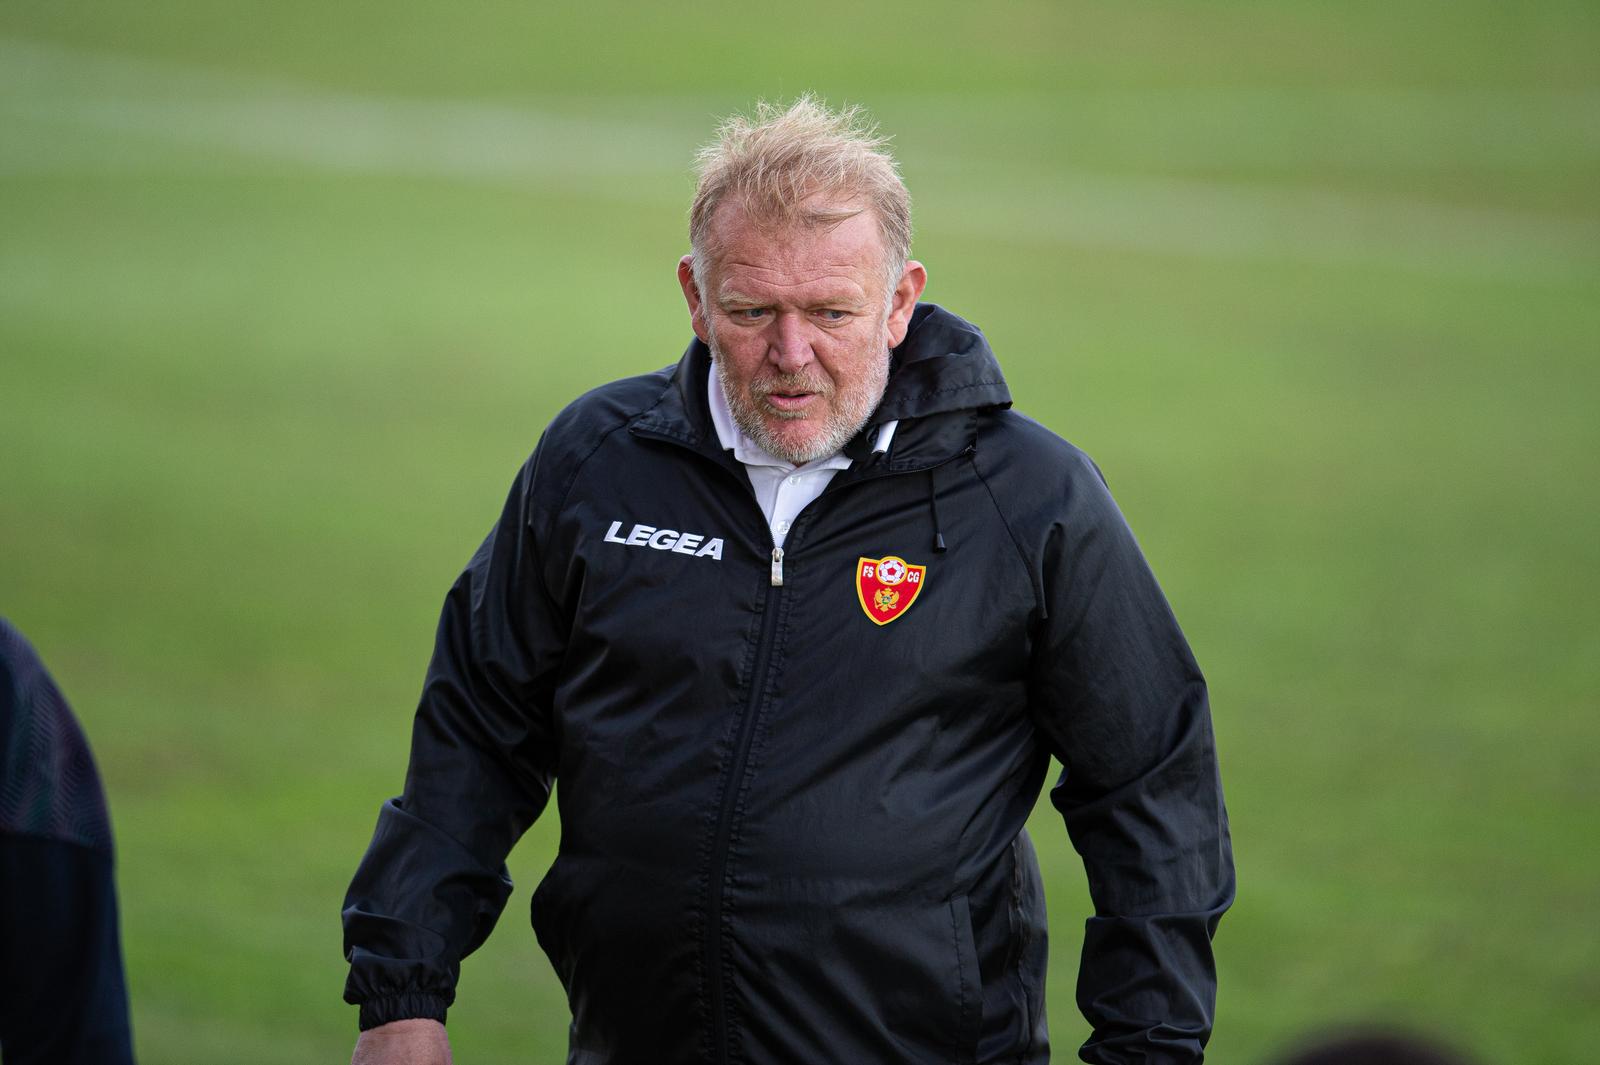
[547,418,629,535]
[968,452,1045,619]
[537,377,675,541]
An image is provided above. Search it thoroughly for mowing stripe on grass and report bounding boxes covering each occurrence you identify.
[3,35,1596,283]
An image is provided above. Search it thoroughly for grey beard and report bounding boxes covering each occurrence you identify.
[708,328,889,466]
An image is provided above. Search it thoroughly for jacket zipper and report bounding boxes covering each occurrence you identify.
[706,560,784,1065]
[629,425,969,1063]
[625,429,787,1063]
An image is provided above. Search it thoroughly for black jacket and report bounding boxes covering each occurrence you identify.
[343,305,1234,1064]
[1,619,137,1065]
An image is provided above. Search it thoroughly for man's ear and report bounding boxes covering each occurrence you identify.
[678,255,710,344]
[885,260,928,348]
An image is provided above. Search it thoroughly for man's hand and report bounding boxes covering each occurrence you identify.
[351,1019,453,1065]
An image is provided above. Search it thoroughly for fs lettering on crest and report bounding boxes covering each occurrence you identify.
[855,555,927,625]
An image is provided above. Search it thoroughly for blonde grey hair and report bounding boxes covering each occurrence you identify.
[688,95,912,298]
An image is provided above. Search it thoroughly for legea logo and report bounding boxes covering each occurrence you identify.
[602,520,724,560]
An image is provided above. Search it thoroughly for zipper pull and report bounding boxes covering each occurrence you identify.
[770,547,784,587]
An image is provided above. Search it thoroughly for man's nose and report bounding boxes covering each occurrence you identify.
[768,313,814,374]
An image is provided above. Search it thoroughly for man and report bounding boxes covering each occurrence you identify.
[1,618,137,1065]
[343,97,1233,1064]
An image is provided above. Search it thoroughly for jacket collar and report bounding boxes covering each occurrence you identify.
[629,303,1010,472]
[871,303,1011,424]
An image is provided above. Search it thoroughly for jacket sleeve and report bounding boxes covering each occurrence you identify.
[1,620,136,1065]
[1025,452,1234,1064]
[341,448,568,1031]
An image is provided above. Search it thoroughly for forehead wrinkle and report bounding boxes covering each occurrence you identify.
[715,268,872,309]
[714,251,878,298]
[703,200,888,316]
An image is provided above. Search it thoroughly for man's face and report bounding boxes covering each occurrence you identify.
[678,199,926,466]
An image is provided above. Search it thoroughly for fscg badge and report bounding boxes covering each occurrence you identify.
[855,555,927,626]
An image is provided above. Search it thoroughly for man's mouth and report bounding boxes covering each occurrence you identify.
[763,391,816,412]
[755,377,830,417]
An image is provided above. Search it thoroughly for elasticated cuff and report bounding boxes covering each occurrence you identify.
[357,993,450,1031]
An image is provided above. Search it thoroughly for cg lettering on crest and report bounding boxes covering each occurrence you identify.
[855,555,927,625]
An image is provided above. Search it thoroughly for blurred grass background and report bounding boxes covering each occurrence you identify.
[2,2,1597,1062]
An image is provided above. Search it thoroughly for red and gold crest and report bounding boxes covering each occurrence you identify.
[855,555,927,626]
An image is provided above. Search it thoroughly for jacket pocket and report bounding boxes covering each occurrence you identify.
[948,893,983,1062]
[755,891,986,1061]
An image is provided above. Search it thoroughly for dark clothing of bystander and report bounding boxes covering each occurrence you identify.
[0,617,136,1065]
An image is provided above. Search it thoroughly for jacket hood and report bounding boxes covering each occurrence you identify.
[873,303,1012,425]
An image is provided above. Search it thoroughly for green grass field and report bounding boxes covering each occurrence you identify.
[2,3,1597,1062]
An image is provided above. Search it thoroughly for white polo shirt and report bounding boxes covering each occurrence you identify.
[708,372,897,549]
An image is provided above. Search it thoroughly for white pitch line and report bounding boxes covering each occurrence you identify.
[0,37,696,185]
[2,36,1596,282]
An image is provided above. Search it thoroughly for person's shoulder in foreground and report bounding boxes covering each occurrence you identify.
[342,93,1232,1065]
[0,618,137,1065]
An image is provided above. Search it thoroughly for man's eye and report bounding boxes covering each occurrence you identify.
[817,309,847,321]
[734,308,766,320]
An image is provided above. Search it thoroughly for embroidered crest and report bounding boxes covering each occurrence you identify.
[855,555,927,625]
